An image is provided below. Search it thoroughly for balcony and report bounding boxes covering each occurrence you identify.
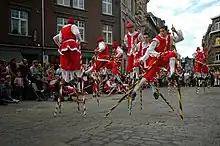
[210,22,220,34]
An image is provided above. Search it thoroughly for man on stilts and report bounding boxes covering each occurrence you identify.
[131,25,184,100]
[124,22,142,79]
[85,37,109,97]
[201,47,209,79]
[52,17,82,116]
[53,17,82,83]
[193,47,205,87]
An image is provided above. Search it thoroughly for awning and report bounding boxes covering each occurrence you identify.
[82,52,93,58]
[0,50,23,62]
[208,64,220,67]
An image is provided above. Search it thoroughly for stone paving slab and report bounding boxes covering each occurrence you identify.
[0,87,220,146]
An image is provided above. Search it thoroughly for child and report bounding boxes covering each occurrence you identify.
[14,72,24,100]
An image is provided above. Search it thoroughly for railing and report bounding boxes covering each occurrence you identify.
[210,22,220,33]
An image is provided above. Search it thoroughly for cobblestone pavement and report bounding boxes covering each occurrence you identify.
[1,87,220,146]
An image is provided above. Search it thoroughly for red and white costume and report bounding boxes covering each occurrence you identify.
[193,47,205,78]
[140,30,184,82]
[105,41,123,75]
[85,37,109,76]
[201,47,209,78]
[53,17,82,83]
[124,22,142,73]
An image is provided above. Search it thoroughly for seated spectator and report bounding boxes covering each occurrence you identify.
[0,78,7,105]
[0,77,19,104]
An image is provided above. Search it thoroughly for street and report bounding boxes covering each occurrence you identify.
[0,87,220,146]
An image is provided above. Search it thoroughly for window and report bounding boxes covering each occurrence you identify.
[11,9,28,36]
[212,22,220,31]
[103,25,112,44]
[76,20,85,41]
[102,0,112,15]
[216,37,220,45]
[57,0,70,7]
[73,0,84,9]
[215,52,220,61]
[57,17,67,33]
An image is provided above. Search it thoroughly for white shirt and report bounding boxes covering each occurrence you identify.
[141,30,184,61]
[53,24,82,47]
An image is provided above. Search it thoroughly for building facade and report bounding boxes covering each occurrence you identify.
[0,0,121,64]
[202,14,220,70]
[145,12,165,35]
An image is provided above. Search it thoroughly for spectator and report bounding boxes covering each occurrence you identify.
[30,60,42,89]
[8,58,18,79]
[0,78,7,105]
[14,72,24,100]
[18,59,30,100]
[3,75,19,103]
[0,59,7,79]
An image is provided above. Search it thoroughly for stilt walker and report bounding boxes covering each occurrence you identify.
[193,47,205,94]
[201,47,209,92]
[124,22,142,79]
[85,37,110,103]
[53,17,82,116]
[105,41,124,85]
[131,25,184,116]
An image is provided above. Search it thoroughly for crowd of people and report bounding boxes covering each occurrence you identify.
[0,58,62,105]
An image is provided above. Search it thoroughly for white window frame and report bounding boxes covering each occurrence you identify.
[103,25,113,44]
[11,9,28,36]
[212,22,220,32]
[56,17,67,33]
[215,52,220,62]
[57,0,70,7]
[73,0,84,10]
[102,0,112,15]
[76,20,85,41]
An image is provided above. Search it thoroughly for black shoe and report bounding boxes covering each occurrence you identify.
[153,92,159,100]
[131,92,137,101]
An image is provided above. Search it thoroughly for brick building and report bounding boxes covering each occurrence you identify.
[0,0,121,64]
[202,14,220,71]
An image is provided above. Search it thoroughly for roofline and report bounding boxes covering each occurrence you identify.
[211,14,220,20]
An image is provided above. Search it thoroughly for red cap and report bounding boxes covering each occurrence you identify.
[196,47,200,51]
[67,17,74,24]
[112,41,118,48]
[126,22,134,28]
[96,37,104,43]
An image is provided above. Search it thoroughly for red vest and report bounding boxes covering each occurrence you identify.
[61,25,76,42]
[135,42,142,59]
[126,32,139,55]
[97,44,109,61]
[155,35,171,53]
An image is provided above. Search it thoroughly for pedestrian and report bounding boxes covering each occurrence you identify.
[14,72,24,100]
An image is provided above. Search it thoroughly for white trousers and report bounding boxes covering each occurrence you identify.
[169,57,175,77]
[61,69,81,83]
